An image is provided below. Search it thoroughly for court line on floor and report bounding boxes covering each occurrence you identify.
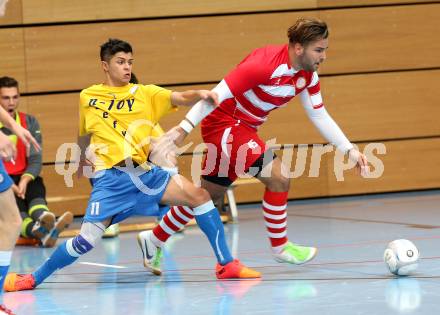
[112,234,440,264]
[43,274,440,285]
[79,262,127,269]
[288,213,440,229]
[51,255,440,277]
[23,237,437,276]
[240,211,440,229]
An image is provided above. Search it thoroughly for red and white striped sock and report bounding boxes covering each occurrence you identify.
[262,189,289,254]
[150,206,194,247]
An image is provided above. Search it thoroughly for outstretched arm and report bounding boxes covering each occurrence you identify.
[165,80,232,147]
[0,106,40,152]
[299,89,368,175]
[170,89,219,108]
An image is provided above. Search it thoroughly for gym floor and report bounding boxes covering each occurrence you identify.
[6,190,440,315]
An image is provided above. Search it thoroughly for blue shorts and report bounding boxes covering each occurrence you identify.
[84,166,172,224]
[0,160,13,193]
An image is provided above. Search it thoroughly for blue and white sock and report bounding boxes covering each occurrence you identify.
[33,236,91,286]
[193,201,233,266]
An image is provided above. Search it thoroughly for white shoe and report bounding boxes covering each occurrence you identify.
[32,211,56,240]
[273,242,318,265]
[102,224,120,238]
[137,230,162,276]
[42,211,74,248]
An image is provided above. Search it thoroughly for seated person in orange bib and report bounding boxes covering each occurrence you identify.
[0,96,40,314]
[144,18,369,272]
[0,77,73,248]
[4,38,260,292]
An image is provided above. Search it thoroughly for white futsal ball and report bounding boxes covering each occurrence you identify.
[384,239,419,276]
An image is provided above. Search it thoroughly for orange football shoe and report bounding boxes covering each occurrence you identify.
[3,273,36,292]
[216,259,261,279]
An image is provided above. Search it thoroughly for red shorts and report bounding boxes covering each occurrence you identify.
[201,110,268,186]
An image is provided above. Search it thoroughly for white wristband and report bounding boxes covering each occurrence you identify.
[179,120,194,134]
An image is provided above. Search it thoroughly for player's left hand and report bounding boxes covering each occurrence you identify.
[17,175,32,199]
[348,148,369,177]
[164,126,187,147]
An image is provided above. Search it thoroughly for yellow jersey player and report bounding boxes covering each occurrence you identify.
[4,38,260,293]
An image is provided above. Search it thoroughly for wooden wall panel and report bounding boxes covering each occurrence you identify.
[318,4,440,74]
[20,1,440,24]
[22,69,440,162]
[321,70,440,141]
[0,0,22,25]
[22,11,306,92]
[326,138,440,195]
[41,164,91,216]
[22,0,317,23]
[318,0,440,7]
[0,28,27,91]
[25,93,79,163]
[23,4,440,93]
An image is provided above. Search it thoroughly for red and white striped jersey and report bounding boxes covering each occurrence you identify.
[215,44,323,128]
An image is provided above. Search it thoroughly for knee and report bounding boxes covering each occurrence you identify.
[10,214,22,233]
[5,218,22,236]
[187,187,211,208]
[208,189,225,205]
[266,175,290,192]
[67,222,103,256]
[68,234,95,256]
[0,217,21,238]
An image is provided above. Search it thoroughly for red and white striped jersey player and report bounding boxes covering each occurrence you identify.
[146,18,368,270]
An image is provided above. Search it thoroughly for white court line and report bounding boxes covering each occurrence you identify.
[79,262,127,269]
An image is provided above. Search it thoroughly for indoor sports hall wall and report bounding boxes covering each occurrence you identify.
[0,0,439,215]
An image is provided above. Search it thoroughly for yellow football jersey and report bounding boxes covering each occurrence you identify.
[79,83,175,171]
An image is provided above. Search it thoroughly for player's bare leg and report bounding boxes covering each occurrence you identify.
[0,189,22,251]
[201,178,229,207]
[0,188,22,313]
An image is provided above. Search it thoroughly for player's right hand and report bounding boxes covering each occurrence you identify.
[167,126,188,146]
[149,134,178,169]
[11,124,40,153]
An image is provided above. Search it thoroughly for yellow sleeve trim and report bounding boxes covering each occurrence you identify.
[22,173,35,180]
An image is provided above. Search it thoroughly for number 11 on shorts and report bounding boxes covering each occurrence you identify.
[91,202,100,216]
